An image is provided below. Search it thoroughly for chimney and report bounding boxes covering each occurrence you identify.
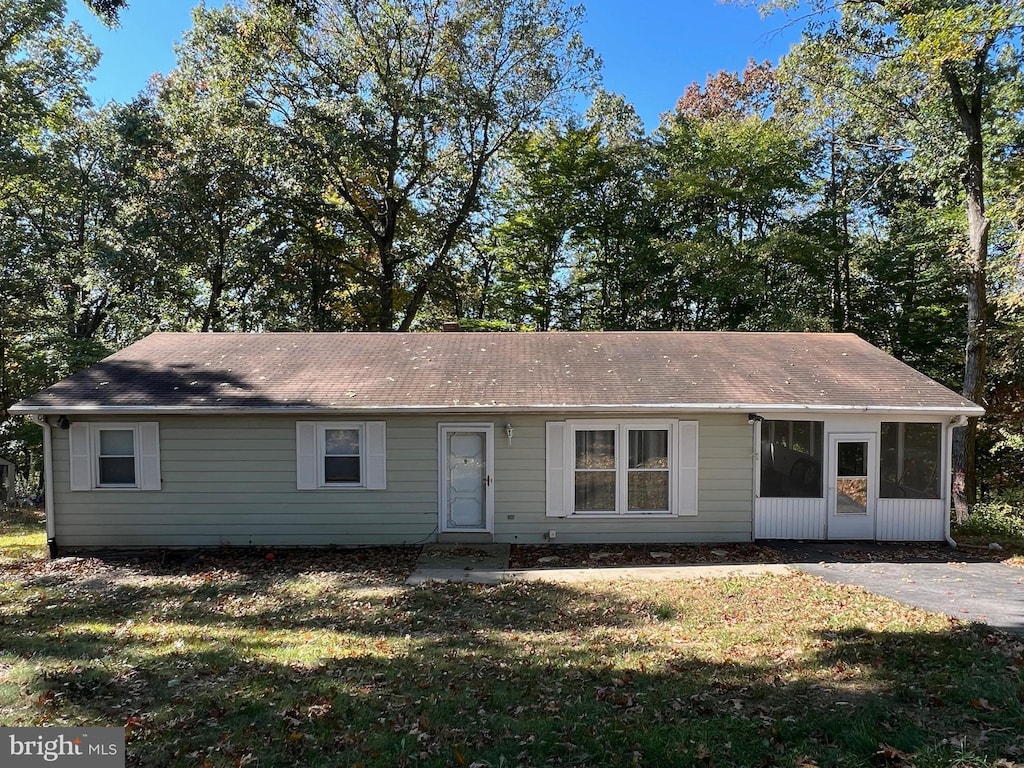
[441,322,462,332]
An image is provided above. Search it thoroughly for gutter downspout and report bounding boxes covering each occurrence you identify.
[32,415,57,558]
[751,419,761,542]
[944,415,968,549]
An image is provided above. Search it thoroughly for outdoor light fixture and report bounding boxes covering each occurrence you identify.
[56,416,71,430]
[505,423,514,445]
[747,414,764,425]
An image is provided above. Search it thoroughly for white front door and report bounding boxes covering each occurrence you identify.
[439,424,494,533]
[827,433,877,540]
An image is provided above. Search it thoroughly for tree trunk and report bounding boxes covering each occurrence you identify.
[202,259,225,333]
[943,58,990,522]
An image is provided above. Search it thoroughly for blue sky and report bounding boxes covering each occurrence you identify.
[68,0,805,130]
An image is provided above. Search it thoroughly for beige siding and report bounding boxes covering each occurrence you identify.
[50,412,754,548]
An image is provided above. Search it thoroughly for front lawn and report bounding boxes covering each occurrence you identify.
[0,508,46,564]
[0,518,1022,767]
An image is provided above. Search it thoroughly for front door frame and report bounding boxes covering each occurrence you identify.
[438,423,494,534]
[826,432,878,540]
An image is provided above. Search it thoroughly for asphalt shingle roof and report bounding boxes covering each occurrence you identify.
[11,331,983,414]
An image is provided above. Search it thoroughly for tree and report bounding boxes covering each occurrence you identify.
[0,0,97,417]
[180,0,597,331]
[147,71,290,332]
[569,92,658,330]
[652,62,820,331]
[490,122,597,330]
[748,0,1024,516]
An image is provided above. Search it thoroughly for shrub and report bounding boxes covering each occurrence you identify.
[954,497,1024,541]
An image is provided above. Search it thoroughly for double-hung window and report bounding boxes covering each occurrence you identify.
[69,422,161,491]
[323,426,362,485]
[97,428,137,486]
[547,420,697,517]
[296,421,387,490]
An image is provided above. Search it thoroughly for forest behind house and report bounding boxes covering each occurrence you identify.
[1,0,1022,521]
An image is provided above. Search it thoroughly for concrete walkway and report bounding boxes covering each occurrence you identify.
[408,542,1024,634]
[409,543,787,585]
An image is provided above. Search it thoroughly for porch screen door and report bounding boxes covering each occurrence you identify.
[827,434,876,540]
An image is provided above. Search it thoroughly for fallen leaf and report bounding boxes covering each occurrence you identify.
[874,743,913,766]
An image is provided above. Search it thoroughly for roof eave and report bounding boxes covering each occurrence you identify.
[10,402,986,417]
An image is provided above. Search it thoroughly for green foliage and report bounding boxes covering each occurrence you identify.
[954,497,1024,541]
[442,318,518,332]
[652,75,821,331]
[82,0,129,27]
[2,0,1024,504]
[178,0,598,331]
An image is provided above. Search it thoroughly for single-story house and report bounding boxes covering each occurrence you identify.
[10,331,983,554]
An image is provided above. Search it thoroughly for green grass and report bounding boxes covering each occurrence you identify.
[0,509,46,564]
[1,525,1022,767]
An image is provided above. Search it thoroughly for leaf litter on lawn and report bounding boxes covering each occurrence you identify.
[2,539,1023,767]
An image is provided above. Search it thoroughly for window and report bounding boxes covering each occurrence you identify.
[324,426,362,485]
[759,420,823,498]
[547,420,697,517]
[296,421,386,490]
[880,422,941,499]
[69,422,161,491]
[97,429,136,486]
[627,429,670,512]
[574,429,616,511]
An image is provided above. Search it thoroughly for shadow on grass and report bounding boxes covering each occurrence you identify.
[2,569,1022,768]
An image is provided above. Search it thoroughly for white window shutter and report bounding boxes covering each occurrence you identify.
[69,423,93,491]
[296,421,318,490]
[677,420,699,516]
[138,422,162,491]
[364,421,387,490]
[545,421,568,517]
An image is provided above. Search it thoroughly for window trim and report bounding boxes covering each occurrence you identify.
[69,422,161,492]
[547,419,697,518]
[296,421,387,491]
[95,426,138,488]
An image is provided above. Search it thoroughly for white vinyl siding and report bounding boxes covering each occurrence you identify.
[68,422,161,491]
[753,414,951,542]
[295,421,386,490]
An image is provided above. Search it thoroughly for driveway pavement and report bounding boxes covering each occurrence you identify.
[768,542,1024,634]
[409,542,1024,635]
